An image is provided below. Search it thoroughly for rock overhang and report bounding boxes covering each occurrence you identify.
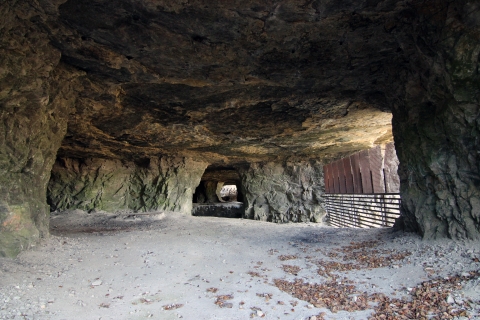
[50,0,401,165]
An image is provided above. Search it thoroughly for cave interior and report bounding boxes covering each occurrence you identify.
[0,0,479,257]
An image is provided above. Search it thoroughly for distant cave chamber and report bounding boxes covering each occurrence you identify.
[192,167,244,218]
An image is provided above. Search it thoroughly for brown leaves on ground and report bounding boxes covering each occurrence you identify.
[274,271,480,319]
[370,271,480,320]
[162,303,183,310]
[315,240,411,278]
[279,254,298,261]
[247,271,263,277]
[273,240,477,319]
[206,287,218,293]
[282,264,301,275]
[215,294,234,308]
[274,278,369,313]
[256,293,273,302]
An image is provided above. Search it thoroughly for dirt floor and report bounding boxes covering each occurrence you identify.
[0,211,479,320]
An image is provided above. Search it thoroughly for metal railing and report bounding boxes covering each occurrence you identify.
[324,193,401,228]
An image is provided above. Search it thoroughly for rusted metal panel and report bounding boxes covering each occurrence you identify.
[323,143,400,195]
[351,152,363,193]
[383,142,400,193]
[331,161,341,194]
[337,159,347,194]
[369,145,385,193]
[323,163,333,193]
[342,157,354,194]
[358,149,373,193]
[323,164,329,193]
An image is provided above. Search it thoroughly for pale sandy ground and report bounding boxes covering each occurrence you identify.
[0,211,479,320]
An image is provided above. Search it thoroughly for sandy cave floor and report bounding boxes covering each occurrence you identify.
[0,211,479,320]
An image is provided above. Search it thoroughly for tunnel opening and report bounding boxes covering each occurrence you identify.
[192,166,244,218]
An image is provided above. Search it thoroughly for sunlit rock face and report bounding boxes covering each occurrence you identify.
[52,0,398,165]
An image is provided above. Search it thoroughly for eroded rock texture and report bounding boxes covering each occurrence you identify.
[48,157,207,214]
[392,1,480,239]
[239,160,326,223]
[0,2,81,256]
[53,0,396,164]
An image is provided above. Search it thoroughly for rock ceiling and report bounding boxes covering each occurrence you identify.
[48,0,405,166]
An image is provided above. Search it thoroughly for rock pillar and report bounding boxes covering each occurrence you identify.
[204,181,219,203]
[392,1,480,239]
[239,160,326,223]
[0,2,81,256]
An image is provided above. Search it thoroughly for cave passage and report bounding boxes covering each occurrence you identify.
[192,167,244,219]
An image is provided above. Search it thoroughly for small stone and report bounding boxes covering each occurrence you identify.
[91,280,102,286]
[447,295,455,304]
[310,317,317,320]
[307,304,314,309]
[256,310,264,317]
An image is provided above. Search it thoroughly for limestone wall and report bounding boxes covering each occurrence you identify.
[238,160,326,223]
[48,157,207,214]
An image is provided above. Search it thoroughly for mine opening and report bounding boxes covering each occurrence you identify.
[323,143,402,228]
[192,167,244,219]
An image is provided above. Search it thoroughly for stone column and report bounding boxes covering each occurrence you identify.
[0,2,81,256]
[392,0,480,239]
[203,181,219,203]
[238,159,326,223]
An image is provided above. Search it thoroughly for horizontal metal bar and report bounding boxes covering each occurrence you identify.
[326,207,400,217]
[328,216,387,228]
[324,193,401,196]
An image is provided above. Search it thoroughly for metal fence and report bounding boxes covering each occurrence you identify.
[324,193,401,228]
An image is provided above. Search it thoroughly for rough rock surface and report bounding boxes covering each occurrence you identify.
[0,1,81,257]
[239,159,326,223]
[53,0,397,164]
[391,1,480,239]
[48,157,207,214]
